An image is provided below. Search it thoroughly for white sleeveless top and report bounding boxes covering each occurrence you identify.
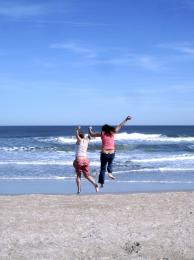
[75,139,89,157]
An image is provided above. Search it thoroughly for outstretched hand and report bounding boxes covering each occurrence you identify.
[76,126,81,131]
[126,116,132,121]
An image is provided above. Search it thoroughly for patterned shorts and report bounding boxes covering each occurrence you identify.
[73,158,90,177]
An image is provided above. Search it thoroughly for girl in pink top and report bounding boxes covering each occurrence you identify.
[89,116,132,187]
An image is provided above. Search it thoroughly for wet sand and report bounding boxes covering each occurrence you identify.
[0,192,194,259]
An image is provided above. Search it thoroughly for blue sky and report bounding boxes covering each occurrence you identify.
[0,0,194,125]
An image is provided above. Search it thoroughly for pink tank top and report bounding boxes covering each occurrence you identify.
[101,131,115,150]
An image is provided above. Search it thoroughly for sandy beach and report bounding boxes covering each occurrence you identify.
[0,191,194,260]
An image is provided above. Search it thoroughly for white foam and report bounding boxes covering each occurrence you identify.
[1,177,193,184]
[56,137,76,144]
[40,136,101,144]
[94,132,194,143]
[0,176,75,180]
[131,154,194,163]
[116,180,194,184]
[4,132,194,148]
[116,132,161,141]
[115,132,194,143]
[36,136,76,144]
[0,160,100,166]
[0,146,38,152]
[129,167,194,172]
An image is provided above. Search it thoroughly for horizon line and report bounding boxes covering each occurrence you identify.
[0,124,194,127]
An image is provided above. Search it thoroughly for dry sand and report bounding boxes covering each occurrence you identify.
[0,192,194,260]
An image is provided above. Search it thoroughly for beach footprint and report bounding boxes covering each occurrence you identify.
[123,241,141,256]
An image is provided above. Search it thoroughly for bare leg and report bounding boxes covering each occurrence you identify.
[76,174,81,194]
[85,176,99,192]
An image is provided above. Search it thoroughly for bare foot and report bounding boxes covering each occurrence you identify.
[108,173,115,180]
[95,184,99,193]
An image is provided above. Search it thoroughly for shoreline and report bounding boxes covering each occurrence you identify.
[1,188,194,197]
[1,191,194,259]
[1,178,194,195]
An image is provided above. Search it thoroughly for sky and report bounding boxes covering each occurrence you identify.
[0,0,194,125]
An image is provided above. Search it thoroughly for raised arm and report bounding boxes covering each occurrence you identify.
[114,116,132,133]
[88,127,101,138]
[75,126,82,142]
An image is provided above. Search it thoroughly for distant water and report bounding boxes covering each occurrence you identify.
[0,125,194,194]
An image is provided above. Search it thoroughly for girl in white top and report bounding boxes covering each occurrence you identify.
[73,126,98,194]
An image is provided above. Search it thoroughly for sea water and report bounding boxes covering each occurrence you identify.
[0,126,194,194]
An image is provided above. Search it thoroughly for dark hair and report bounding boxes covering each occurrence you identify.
[101,124,115,136]
[79,132,85,139]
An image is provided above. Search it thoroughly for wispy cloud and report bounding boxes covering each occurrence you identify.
[50,41,161,70]
[34,20,110,27]
[133,55,161,70]
[0,4,47,18]
[167,83,194,92]
[50,42,97,58]
[159,42,194,55]
[0,3,111,26]
[88,54,161,71]
[183,0,194,10]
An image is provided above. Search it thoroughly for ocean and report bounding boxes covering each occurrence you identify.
[0,125,194,194]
